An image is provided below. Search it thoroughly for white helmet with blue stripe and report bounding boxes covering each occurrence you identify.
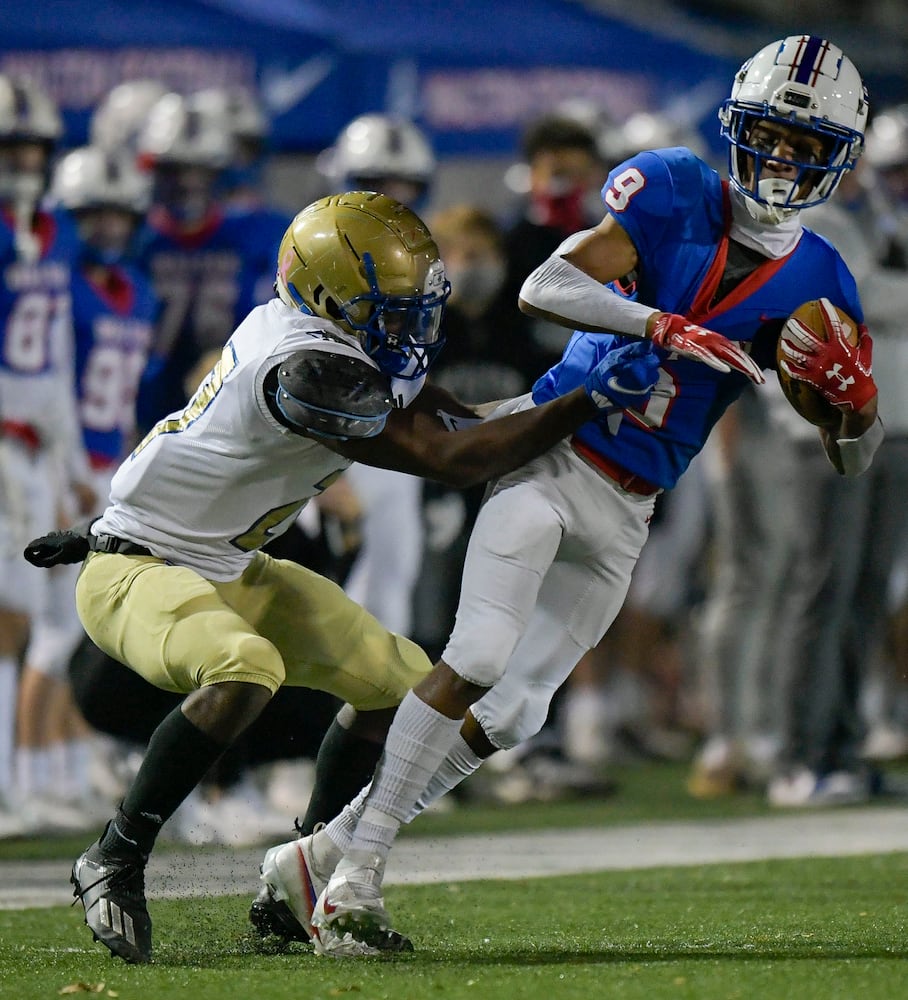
[718,36,868,220]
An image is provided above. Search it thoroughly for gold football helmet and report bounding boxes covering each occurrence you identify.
[275,191,450,378]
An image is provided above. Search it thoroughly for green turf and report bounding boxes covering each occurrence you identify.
[3,853,908,1000]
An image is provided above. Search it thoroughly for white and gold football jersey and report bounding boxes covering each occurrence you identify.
[94,298,421,581]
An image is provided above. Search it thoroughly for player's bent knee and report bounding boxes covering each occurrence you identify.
[193,631,286,693]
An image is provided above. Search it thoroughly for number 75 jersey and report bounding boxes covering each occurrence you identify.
[532,146,863,490]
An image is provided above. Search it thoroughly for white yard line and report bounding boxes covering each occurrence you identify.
[2,807,907,910]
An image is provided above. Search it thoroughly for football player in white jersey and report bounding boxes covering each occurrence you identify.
[26,190,667,963]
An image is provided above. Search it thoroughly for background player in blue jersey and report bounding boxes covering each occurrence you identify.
[257,36,884,957]
[13,145,160,838]
[133,90,289,428]
[0,76,97,838]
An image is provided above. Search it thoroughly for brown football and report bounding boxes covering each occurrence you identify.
[776,299,859,427]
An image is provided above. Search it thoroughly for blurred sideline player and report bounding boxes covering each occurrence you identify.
[259,36,882,957]
[316,113,437,637]
[0,76,96,838]
[191,85,271,211]
[500,112,606,369]
[764,138,908,805]
[22,190,643,962]
[133,89,288,428]
[13,146,158,834]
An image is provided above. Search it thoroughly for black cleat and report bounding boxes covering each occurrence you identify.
[249,884,311,943]
[71,839,151,964]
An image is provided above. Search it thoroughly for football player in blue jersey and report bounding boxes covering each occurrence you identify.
[0,76,97,838]
[13,146,160,836]
[260,36,884,957]
[133,90,289,427]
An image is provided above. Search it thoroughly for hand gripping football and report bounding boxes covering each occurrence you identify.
[776,299,861,427]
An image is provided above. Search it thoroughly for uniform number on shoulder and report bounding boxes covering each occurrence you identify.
[604,168,646,213]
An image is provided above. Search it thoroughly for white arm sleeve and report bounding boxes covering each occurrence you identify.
[518,231,659,337]
[833,416,884,477]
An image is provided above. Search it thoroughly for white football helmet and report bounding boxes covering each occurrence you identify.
[50,146,152,214]
[0,74,62,205]
[864,105,908,172]
[136,91,236,170]
[90,79,169,155]
[317,114,435,207]
[718,35,868,221]
[192,86,268,146]
[600,111,707,169]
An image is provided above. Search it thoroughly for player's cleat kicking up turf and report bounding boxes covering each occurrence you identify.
[71,837,151,964]
[311,853,413,957]
[254,834,328,944]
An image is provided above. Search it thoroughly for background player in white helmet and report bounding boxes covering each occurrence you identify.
[133,89,289,428]
[273,36,880,959]
[24,190,649,963]
[317,113,436,210]
[11,146,158,836]
[192,85,270,209]
[89,79,169,160]
[316,113,438,639]
[0,75,96,838]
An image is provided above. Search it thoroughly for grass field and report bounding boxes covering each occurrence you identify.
[3,763,908,1000]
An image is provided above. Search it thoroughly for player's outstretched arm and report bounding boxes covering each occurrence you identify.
[329,386,596,487]
[328,346,659,488]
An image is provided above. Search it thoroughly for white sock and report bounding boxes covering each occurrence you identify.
[407,734,485,822]
[348,691,463,860]
[0,657,16,794]
[322,785,368,854]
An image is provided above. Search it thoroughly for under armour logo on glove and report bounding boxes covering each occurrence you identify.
[779,299,876,410]
[825,363,856,392]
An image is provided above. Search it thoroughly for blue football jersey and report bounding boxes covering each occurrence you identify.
[71,261,159,468]
[0,208,81,435]
[532,147,863,489]
[135,204,289,425]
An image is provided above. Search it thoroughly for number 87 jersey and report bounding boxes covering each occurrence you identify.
[0,207,84,448]
[531,146,863,490]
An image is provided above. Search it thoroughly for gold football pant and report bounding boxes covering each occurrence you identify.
[75,549,431,710]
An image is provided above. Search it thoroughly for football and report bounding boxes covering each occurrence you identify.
[776,299,859,427]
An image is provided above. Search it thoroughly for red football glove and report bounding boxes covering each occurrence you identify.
[649,313,765,384]
[778,298,877,410]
